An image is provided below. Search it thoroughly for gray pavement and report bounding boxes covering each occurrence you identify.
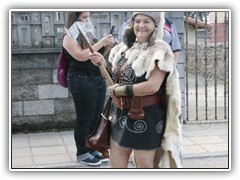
[11,121,229,169]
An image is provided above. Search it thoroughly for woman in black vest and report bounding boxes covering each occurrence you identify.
[63,12,114,166]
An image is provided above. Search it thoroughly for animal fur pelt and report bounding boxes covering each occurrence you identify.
[109,41,183,168]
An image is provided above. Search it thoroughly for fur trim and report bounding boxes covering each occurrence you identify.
[109,40,175,79]
[157,12,165,40]
[108,42,128,70]
[148,12,165,45]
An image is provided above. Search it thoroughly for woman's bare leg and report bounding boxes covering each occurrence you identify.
[134,150,156,168]
[109,137,132,168]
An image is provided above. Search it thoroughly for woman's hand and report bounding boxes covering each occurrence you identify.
[108,84,119,97]
[89,52,105,66]
[99,35,114,47]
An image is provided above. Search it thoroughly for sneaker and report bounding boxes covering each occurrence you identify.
[77,153,101,167]
[92,151,109,163]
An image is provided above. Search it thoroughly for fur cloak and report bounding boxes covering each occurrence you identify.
[109,40,183,168]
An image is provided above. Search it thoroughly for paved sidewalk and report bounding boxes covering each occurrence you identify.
[11,122,229,169]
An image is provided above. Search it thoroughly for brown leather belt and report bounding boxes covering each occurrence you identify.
[113,95,161,109]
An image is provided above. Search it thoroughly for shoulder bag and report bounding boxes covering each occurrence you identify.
[57,47,68,88]
[85,97,112,158]
[85,55,128,158]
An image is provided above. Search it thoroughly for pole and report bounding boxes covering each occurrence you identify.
[76,25,114,86]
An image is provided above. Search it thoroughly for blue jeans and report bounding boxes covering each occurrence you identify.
[67,70,106,156]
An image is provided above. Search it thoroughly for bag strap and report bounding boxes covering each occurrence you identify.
[114,60,128,83]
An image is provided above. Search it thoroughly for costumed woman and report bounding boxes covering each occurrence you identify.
[89,12,182,168]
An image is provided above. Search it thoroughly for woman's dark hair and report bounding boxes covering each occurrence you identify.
[122,26,136,48]
[65,12,82,29]
[64,12,94,49]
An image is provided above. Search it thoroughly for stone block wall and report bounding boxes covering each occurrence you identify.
[11,51,76,133]
[10,11,130,133]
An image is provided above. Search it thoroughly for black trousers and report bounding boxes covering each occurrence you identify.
[67,69,106,156]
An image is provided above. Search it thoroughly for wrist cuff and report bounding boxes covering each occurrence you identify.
[113,85,134,97]
[126,85,134,96]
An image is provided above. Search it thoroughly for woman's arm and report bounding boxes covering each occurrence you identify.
[173,51,180,65]
[132,65,166,96]
[108,63,166,97]
[63,34,114,62]
[63,35,103,62]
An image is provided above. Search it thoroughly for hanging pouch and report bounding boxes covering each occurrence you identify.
[128,96,145,120]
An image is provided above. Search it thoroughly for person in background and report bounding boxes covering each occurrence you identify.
[90,12,182,168]
[118,14,182,65]
[62,12,114,166]
[162,17,182,64]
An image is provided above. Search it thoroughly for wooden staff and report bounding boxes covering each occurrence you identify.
[76,25,114,86]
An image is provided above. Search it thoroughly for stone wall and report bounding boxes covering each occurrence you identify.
[11,11,130,133]
[11,50,76,133]
[184,43,229,81]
